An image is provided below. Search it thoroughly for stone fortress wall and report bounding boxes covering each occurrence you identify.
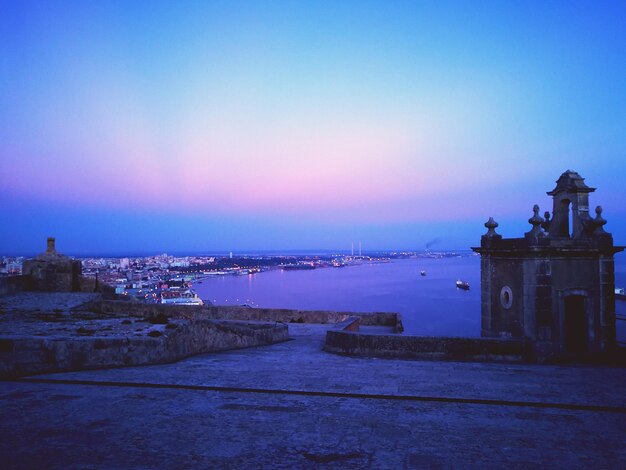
[0,299,290,378]
[0,297,403,378]
[324,316,524,362]
[87,300,403,331]
[0,275,32,296]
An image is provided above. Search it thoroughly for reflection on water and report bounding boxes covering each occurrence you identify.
[194,255,626,340]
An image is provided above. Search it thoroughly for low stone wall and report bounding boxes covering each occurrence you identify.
[208,306,402,331]
[84,301,403,331]
[83,299,205,318]
[0,276,32,296]
[0,320,288,378]
[325,331,524,362]
[0,275,112,296]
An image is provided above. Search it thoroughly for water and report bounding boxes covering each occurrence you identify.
[194,256,482,337]
[194,254,626,340]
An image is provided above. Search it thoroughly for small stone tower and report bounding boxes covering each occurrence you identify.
[472,171,624,361]
[22,238,82,292]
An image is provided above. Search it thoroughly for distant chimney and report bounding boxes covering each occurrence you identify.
[47,237,56,253]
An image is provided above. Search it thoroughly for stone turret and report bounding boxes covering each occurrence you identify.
[546,170,596,238]
[46,237,56,254]
[22,238,82,292]
[472,171,624,362]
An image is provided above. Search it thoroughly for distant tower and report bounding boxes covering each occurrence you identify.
[229,251,233,259]
[46,237,56,254]
[473,171,623,361]
[22,237,83,292]
[351,242,354,256]
[359,241,362,257]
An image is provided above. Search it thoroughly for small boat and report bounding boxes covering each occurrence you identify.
[420,270,427,276]
[616,287,626,301]
[456,280,470,290]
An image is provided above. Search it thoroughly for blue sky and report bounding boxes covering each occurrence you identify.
[1,1,625,254]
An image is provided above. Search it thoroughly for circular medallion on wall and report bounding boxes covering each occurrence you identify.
[500,286,513,309]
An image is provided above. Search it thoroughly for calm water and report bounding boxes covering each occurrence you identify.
[195,256,480,337]
[194,254,626,339]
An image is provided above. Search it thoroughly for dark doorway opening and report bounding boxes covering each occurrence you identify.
[564,296,587,353]
[559,199,571,237]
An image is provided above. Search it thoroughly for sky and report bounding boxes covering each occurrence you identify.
[1,0,625,255]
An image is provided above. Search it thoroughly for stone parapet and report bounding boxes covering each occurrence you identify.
[325,331,524,362]
[0,320,288,378]
[0,276,32,296]
[82,301,403,331]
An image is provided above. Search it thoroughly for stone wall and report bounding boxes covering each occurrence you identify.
[0,274,112,297]
[83,299,206,318]
[324,330,524,362]
[0,276,32,296]
[0,320,288,378]
[83,300,403,331]
[22,257,82,292]
[207,306,402,331]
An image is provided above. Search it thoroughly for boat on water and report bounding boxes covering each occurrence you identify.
[616,287,626,301]
[456,280,470,290]
[420,270,427,276]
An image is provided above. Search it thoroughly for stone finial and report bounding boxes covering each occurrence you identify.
[593,206,607,234]
[47,237,56,253]
[483,217,499,237]
[541,211,551,232]
[526,204,546,238]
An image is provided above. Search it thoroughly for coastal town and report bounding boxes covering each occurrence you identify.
[0,251,468,305]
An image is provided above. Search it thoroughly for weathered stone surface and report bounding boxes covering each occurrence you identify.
[0,293,292,377]
[325,330,524,362]
[473,171,624,362]
[21,238,82,292]
[0,321,288,378]
[1,324,625,468]
[84,300,403,331]
[0,275,32,296]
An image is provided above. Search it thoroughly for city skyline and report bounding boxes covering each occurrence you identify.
[1,1,625,254]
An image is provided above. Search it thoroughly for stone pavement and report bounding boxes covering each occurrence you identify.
[1,324,625,468]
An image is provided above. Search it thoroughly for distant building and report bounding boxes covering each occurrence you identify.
[22,237,82,292]
[473,171,624,361]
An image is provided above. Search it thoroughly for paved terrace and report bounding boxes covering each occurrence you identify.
[2,323,625,468]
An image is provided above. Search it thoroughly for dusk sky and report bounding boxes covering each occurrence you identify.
[1,1,625,255]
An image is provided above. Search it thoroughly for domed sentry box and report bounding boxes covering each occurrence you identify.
[472,171,624,362]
